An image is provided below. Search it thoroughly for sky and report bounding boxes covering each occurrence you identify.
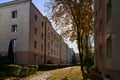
[0,0,79,53]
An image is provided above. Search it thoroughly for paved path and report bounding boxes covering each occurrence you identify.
[22,71,52,80]
[21,67,73,80]
[28,71,52,80]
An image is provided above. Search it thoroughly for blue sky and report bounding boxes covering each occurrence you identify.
[0,0,78,53]
[0,0,46,15]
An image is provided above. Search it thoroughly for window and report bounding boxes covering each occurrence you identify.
[54,51,56,55]
[41,33,44,40]
[106,36,112,57]
[12,25,17,32]
[48,42,50,50]
[48,32,50,40]
[34,55,37,62]
[34,14,38,22]
[14,54,16,63]
[41,44,43,52]
[106,0,112,23]
[48,52,49,55]
[41,55,43,59]
[11,39,17,47]
[34,41,37,48]
[51,49,53,55]
[12,11,17,18]
[42,21,44,27]
[35,28,38,35]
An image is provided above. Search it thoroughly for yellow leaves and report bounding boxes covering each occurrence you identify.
[46,0,94,42]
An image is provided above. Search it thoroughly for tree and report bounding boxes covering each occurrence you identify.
[83,48,94,73]
[46,0,93,78]
[8,40,14,64]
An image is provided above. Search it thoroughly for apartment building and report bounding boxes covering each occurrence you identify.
[94,0,120,79]
[45,18,61,64]
[0,0,74,65]
[66,48,75,64]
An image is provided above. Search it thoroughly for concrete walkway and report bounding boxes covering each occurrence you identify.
[20,71,52,80]
[21,67,73,80]
[29,72,52,80]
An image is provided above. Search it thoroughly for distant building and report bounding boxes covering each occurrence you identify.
[0,0,75,64]
[94,0,120,79]
[75,53,80,64]
[66,48,75,64]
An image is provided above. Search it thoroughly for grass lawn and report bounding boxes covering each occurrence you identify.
[47,66,83,80]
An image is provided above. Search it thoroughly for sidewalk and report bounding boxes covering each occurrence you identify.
[21,71,53,80]
[21,67,73,80]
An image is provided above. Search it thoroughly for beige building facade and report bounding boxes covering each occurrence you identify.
[94,0,120,79]
[0,0,74,65]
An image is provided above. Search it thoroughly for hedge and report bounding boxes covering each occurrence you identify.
[19,66,29,77]
[38,64,72,71]
[5,64,38,77]
[6,65,22,77]
[27,65,38,74]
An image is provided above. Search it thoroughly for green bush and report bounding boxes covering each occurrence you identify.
[58,64,72,68]
[19,66,29,77]
[84,73,103,80]
[27,65,38,74]
[38,64,72,71]
[38,64,59,71]
[6,65,22,77]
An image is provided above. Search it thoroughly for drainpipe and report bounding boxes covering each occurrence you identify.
[44,20,46,64]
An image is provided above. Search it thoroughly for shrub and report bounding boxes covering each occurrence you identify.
[58,64,72,68]
[19,66,29,77]
[38,64,59,71]
[89,66,97,73]
[84,73,104,80]
[6,65,22,77]
[0,56,9,65]
[27,65,38,74]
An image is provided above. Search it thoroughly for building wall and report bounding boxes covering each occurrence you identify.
[0,1,30,57]
[60,41,67,64]
[95,0,120,79]
[0,0,30,52]
[45,17,61,64]
[0,0,74,65]
[67,48,74,64]
[109,0,120,70]
[44,18,52,63]
[29,2,45,64]
[94,0,105,73]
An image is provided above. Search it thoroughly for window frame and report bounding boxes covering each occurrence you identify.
[35,27,38,35]
[34,14,38,22]
[34,41,37,49]
[106,35,112,58]
[106,0,112,23]
[12,24,17,32]
[41,44,44,52]
[12,39,17,47]
[12,10,18,18]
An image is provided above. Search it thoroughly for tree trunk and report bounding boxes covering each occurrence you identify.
[76,26,85,79]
